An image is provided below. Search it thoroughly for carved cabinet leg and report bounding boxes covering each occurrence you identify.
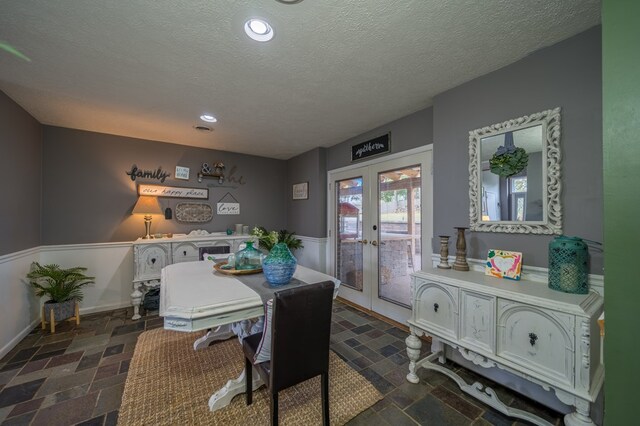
[405,331,422,383]
[131,283,143,320]
[431,338,447,364]
[564,398,595,426]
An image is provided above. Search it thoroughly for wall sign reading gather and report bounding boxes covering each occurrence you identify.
[138,184,208,199]
[126,164,171,183]
[351,133,391,162]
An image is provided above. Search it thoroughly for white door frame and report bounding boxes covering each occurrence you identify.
[327,145,433,323]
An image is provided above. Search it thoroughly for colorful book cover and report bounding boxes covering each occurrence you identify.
[485,249,523,281]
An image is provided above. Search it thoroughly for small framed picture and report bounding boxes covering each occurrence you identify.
[485,249,523,281]
[292,182,309,200]
[175,166,190,180]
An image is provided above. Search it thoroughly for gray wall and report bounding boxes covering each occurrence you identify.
[41,127,287,244]
[326,107,434,171]
[433,26,603,273]
[0,92,42,256]
[286,147,327,237]
[287,106,434,238]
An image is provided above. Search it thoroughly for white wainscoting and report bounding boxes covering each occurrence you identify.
[1,242,134,359]
[430,254,605,295]
[294,236,328,274]
[40,242,134,315]
[0,247,41,359]
[2,237,328,359]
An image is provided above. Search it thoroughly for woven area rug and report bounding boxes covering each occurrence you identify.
[119,328,382,425]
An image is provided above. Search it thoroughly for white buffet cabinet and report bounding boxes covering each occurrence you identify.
[405,268,604,426]
[131,233,257,320]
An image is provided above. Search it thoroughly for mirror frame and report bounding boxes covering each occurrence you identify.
[468,107,562,234]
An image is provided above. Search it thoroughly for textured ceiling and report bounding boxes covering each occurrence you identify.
[0,0,600,159]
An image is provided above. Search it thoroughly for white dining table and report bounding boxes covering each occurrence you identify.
[159,260,340,412]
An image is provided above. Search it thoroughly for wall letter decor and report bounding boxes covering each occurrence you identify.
[126,164,171,183]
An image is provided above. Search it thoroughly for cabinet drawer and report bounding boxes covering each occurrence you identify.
[497,300,575,387]
[412,279,458,341]
[135,244,170,280]
[460,290,495,354]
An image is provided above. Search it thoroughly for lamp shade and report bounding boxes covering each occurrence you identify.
[132,196,163,215]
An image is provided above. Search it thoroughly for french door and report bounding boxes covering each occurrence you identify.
[328,148,432,324]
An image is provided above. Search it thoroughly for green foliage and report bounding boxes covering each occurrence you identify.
[26,262,94,303]
[380,191,394,203]
[251,227,304,252]
[489,147,529,178]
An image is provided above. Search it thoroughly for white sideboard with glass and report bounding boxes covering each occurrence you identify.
[131,233,257,319]
[406,268,604,426]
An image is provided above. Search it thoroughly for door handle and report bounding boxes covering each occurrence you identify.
[371,240,378,247]
[357,239,368,245]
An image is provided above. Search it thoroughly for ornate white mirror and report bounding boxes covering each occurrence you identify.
[469,108,561,234]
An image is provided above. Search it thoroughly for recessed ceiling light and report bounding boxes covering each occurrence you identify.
[244,18,274,42]
[194,125,213,132]
[200,114,217,123]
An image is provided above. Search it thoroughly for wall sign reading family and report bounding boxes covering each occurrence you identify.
[126,164,170,183]
[138,184,208,199]
[351,133,391,162]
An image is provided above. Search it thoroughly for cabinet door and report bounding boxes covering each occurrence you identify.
[135,244,171,280]
[460,290,495,354]
[413,279,458,341]
[497,300,575,387]
[172,243,199,263]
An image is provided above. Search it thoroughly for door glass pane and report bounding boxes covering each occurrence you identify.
[336,177,363,291]
[378,166,421,307]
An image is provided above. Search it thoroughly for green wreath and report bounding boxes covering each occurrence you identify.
[489,146,529,178]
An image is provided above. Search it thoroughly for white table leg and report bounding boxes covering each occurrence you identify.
[193,324,236,350]
[208,367,264,412]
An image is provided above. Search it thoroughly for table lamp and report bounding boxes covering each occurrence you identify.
[132,196,163,239]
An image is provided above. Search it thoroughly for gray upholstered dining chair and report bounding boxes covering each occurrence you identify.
[242,280,335,426]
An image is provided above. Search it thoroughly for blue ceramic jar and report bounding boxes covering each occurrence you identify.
[262,242,297,285]
[548,235,589,294]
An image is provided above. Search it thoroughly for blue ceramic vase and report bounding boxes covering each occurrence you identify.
[263,242,297,286]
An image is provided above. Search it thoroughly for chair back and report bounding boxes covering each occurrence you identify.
[270,280,335,393]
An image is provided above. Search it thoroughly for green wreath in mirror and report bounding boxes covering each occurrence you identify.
[489,146,529,178]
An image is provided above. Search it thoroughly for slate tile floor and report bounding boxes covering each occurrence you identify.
[0,302,564,425]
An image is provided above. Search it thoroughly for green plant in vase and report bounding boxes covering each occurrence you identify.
[27,262,94,324]
[251,226,303,252]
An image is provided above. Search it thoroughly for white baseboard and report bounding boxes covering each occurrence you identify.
[0,318,41,360]
[430,254,605,296]
[0,247,41,360]
[79,301,132,315]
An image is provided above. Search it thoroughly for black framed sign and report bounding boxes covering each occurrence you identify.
[351,133,391,162]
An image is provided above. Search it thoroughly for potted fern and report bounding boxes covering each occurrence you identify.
[27,262,94,323]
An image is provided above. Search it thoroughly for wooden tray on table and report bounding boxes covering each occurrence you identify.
[213,261,262,275]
